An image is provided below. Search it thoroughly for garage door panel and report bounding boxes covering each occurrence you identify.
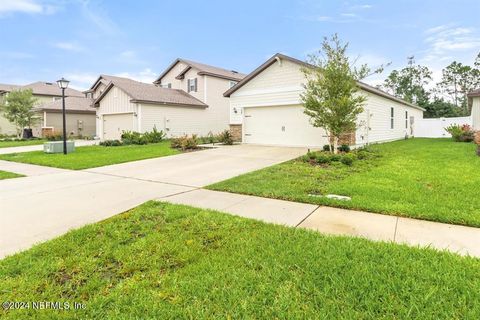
[103,114,134,140]
[244,105,328,147]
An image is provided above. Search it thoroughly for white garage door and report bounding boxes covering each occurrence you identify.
[243,105,329,147]
[103,113,134,140]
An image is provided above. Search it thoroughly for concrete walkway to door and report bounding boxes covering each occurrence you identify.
[161,189,480,258]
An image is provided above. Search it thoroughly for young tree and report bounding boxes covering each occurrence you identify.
[0,89,39,138]
[301,34,380,153]
[437,60,480,114]
[382,56,432,108]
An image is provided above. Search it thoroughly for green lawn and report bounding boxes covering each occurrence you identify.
[0,139,45,148]
[0,170,23,180]
[209,138,480,227]
[1,202,478,319]
[0,141,179,170]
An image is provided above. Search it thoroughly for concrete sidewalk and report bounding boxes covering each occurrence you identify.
[161,189,480,258]
[0,139,98,155]
[0,160,68,176]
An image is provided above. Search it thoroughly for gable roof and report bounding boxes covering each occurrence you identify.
[467,88,480,97]
[154,58,246,84]
[93,74,207,108]
[0,81,84,97]
[0,83,21,92]
[224,53,425,111]
[35,96,95,114]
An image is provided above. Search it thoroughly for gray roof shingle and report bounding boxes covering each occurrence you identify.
[35,96,95,113]
[95,75,207,107]
[0,81,84,97]
[154,58,246,84]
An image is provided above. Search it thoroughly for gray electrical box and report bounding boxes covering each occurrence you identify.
[44,141,75,154]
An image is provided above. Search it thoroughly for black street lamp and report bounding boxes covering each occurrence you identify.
[56,77,70,155]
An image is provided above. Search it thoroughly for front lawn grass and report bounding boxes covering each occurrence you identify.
[0,141,179,170]
[209,138,480,227]
[0,170,23,180]
[1,201,479,319]
[0,139,45,148]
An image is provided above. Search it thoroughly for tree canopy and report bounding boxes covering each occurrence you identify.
[0,89,39,137]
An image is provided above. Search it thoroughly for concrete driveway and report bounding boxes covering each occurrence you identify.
[0,145,306,258]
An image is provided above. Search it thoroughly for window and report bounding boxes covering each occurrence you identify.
[160,83,171,89]
[229,81,238,88]
[53,97,61,102]
[405,111,408,129]
[390,107,394,129]
[188,78,197,92]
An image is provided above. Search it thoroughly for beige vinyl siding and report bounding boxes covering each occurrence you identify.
[33,112,95,137]
[0,113,17,135]
[97,86,139,139]
[472,97,480,130]
[230,60,304,111]
[229,58,424,147]
[141,103,225,138]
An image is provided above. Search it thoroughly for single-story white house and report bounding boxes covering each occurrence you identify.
[224,54,426,147]
[468,89,480,130]
[91,59,245,140]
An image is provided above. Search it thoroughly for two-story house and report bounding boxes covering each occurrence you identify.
[0,81,95,137]
[91,59,245,140]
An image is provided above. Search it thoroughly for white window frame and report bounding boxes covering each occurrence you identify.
[405,110,408,129]
[188,78,197,92]
[390,107,394,129]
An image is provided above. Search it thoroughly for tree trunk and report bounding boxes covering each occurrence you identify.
[332,136,339,154]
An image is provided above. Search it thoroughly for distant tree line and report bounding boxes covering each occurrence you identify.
[381,54,480,118]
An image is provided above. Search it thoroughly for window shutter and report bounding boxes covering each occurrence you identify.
[194,78,198,92]
[187,79,190,92]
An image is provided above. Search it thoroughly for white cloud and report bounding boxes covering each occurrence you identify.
[350,4,373,9]
[65,72,98,90]
[0,0,58,16]
[114,68,157,83]
[53,42,86,52]
[420,24,480,63]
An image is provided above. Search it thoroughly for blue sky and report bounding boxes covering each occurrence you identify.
[0,0,479,90]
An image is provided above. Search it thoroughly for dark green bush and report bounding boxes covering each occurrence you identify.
[218,130,234,145]
[315,154,331,164]
[143,126,165,143]
[46,133,63,141]
[100,140,123,147]
[340,153,355,166]
[338,144,350,153]
[322,145,331,152]
[330,154,341,162]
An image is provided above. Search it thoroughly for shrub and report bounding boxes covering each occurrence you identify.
[100,140,123,147]
[218,130,234,145]
[330,154,341,162]
[445,124,474,142]
[171,135,198,151]
[322,144,331,152]
[121,131,146,145]
[143,126,165,143]
[338,144,350,153]
[307,152,316,160]
[197,132,219,144]
[45,132,63,141]
[356,150,369,160]
[315,154,331,164]
[340,153,355,166]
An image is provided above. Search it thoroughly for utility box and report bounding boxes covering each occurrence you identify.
[44,141,75,154]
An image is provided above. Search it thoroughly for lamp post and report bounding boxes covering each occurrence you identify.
[56,78,70,155]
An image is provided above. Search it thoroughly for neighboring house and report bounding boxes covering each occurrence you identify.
[92,59,245,140]
[0,81,86,136]
[33,97,96,137]
[468,89,480,130]
[224,54,425,147]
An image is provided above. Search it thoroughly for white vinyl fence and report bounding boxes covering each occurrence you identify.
[416,116,472,138]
